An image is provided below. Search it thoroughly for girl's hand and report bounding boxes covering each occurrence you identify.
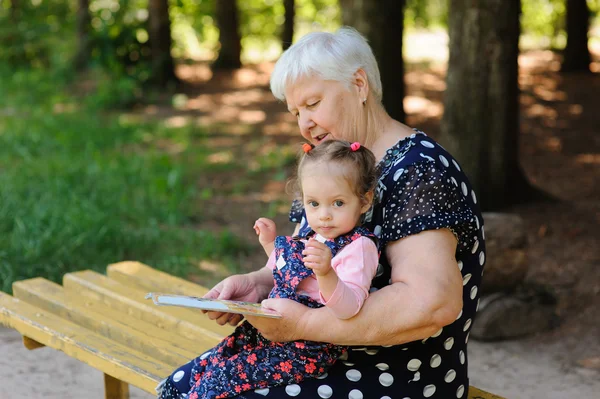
[302,238,333,277]
[253,217,277,248]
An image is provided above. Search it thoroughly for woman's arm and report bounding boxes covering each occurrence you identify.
[249,228,463,346]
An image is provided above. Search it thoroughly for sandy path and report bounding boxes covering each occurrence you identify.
[2,326,599,399]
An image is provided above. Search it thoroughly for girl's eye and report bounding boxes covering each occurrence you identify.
[334,200,344,207]
[308,201,319,208]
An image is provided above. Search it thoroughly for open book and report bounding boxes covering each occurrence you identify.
[145,292,282,319]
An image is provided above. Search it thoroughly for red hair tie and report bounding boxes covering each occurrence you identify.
[302,143,313,153]
[350,142,361,151]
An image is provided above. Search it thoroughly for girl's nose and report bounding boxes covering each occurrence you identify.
[319,209,332,221]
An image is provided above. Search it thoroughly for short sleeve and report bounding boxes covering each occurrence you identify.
[378,160,478,252]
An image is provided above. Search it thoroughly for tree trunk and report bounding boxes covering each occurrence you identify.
[148,0,178,85]
[561,0,591,72]
[339,0,406,122]
[440,0,533,211]
[213,0,242,70]
[74,0,92,71]
[9,0,19,22]
[282,0,295,50]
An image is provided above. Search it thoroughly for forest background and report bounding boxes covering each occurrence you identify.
[0,1,599,396]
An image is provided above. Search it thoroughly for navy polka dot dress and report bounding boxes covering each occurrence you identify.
[233,131,485,399]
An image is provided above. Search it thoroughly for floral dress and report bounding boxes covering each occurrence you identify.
[226,131,486,398]
[157,227,377,399]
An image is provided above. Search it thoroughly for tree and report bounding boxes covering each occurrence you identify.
[562,0,592,72]
[74,0,92,71]
[282,0,295,50]
[339,0,406,123]
[148,0,178,85]
[9,0,19,23]
[440,0,534,210]
[214,0,242,69]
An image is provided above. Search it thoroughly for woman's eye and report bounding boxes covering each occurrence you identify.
[334,200,344,207]
[307,100,320,108]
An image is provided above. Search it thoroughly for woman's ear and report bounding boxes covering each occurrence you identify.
[353,69,369,103]
[361,190,374,213]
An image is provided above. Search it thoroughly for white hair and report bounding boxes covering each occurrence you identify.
[270,27,382,102]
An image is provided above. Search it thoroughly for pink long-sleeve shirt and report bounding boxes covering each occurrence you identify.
[265,236,379,319]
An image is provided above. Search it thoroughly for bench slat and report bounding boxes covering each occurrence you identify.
[469,386,506,399]
[0,292,168,394]
[12,278,201,367]
[63,270,233,343]
[108,261,211,297]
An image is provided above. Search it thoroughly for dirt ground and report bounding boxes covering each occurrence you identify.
[0,49,599,398]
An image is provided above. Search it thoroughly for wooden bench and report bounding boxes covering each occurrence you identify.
[0,261,504,399]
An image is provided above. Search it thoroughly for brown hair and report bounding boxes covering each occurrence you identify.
[291,140,378,206]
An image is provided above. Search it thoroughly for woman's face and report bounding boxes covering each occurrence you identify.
[284,76,364,146]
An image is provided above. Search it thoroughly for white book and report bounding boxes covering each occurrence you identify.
[145,292,282,319]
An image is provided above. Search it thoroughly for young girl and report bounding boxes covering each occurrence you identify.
[158,140,380,399]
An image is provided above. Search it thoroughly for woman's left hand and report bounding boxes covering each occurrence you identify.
[245,298,309,342]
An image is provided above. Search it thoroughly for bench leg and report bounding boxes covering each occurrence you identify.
[22,336,45,350]
[104,373,129,399]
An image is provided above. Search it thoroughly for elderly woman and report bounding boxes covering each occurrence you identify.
[161,27,485,399]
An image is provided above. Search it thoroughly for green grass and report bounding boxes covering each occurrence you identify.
[0,68,252,292]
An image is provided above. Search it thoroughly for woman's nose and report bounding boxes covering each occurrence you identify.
[298,112,315,135]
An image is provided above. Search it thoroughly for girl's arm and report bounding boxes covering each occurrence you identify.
[253,218,277,257]
[249,228,463,346]
[315,237,379,319]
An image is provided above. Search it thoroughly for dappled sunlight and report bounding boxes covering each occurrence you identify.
[164,115,191,128]
[231,67,271,87]
[187,94,215,110]
[534,85,566,102]
[403,95,443,118]
[263,119,297,136]
[143,105,160,115]
[207,150,234,164]
[542,137,563,152]
[405,70,447,91]
[404,29,449,63]
[525,103,558,119]
[176,63,213,83]
[575,153,600,165]
[568,104,584,116]
[221,89,267,106]
[52,103,77,114]
[238,110,266,124]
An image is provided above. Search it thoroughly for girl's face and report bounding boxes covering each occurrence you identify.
[300,162,372,239]
[284,75,366,146]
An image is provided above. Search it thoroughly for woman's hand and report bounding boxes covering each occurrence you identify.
[302,238,333,277]
[203,268,273,326]
[245,298,310,342]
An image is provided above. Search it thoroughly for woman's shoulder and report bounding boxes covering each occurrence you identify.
[378,130,465,184]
